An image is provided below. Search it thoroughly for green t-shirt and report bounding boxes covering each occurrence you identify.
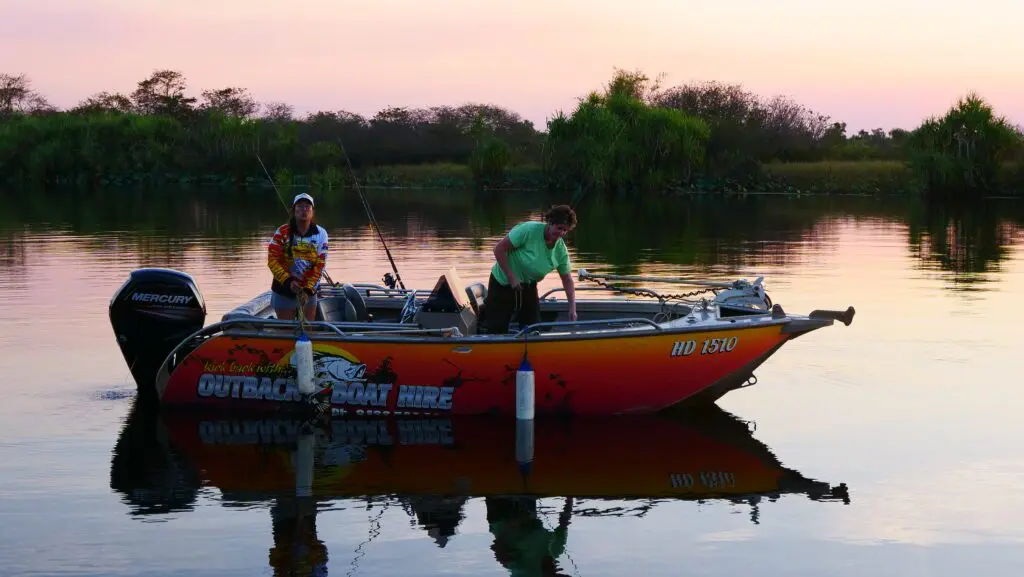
[491,221,571,286]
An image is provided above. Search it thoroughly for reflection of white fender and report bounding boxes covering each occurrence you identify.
[294,432,314,497]
[516,418,533,464]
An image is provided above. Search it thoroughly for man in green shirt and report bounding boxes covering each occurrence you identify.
[483,204,578,334]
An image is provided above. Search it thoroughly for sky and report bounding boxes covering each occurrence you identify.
[2,0,1022,132]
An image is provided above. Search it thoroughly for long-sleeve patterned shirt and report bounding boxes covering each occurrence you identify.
[267,221,329,297]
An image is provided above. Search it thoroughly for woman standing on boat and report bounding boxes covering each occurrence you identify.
[483,204,577,334]
[267,193,329,321]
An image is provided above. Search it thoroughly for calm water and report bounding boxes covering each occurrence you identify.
[1,186,1023,577]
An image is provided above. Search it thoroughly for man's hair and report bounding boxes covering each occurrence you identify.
[544,204,577,227]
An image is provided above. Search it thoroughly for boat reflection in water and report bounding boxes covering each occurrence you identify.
[110,399,850,575]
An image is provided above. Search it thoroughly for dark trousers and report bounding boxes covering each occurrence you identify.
[483,273,539,334]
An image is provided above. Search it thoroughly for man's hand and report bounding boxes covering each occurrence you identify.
[288,278,302,294]
[568,303,578,321]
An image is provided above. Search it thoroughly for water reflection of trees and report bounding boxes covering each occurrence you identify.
[2,187,1021,290]
[0,187,531,268]
[0,235,26,274]
[572,193,1024,289]
[905,200,1024,290]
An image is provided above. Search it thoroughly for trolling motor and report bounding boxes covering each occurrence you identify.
[712,277,773,313]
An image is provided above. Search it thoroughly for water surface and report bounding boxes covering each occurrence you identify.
[1,187,1022,576]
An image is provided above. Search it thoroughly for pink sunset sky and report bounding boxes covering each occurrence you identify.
[3,0,1022,132]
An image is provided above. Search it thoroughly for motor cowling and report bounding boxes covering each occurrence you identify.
[714,277,773,317]
[109,268,207,397]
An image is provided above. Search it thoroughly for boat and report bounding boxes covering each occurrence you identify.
[108,264,855,416]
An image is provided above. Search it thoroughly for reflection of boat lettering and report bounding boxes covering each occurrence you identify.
[700,470,736,487]
[196,418,455,446]
[328,419,453,445]
[670,471,737,489]
[330,420,393,445]
[701,337,738,355]
[199,419,319,445]
[669,473,694,488]
[397,419,454,445]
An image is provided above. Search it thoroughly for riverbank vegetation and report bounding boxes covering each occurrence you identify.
[1,69,1021,198]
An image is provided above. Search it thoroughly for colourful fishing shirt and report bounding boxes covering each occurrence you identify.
[267,221,329,297]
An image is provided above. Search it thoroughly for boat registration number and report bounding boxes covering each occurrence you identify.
[670,336,738,357]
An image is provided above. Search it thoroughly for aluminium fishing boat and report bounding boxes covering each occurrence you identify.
[108,265,855,416]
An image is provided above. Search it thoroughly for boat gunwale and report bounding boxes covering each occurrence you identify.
[196,315,798,349]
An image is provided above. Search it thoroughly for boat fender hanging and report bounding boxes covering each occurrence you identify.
[295,332,315,395]
[516,351,534,420]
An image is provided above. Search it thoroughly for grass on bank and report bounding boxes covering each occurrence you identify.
[763,160,917,195]
[764,160,1023,196]
[66,159,1018,197]
[296,160,1018,196]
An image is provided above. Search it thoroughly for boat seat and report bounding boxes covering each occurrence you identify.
[465,282,486,318]
[317,296,357,323]
[317,285,371,323]
[341,283,370,322]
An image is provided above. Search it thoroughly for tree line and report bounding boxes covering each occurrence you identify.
[1,68,1021,198]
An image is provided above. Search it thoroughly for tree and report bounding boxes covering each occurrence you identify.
[200,87,258,118]
[543,72,710,193]
[261,101,294,122]
[131,69,196,118]
[72,91,134,114]
[906,93,1020,198]
[0,73,54,116]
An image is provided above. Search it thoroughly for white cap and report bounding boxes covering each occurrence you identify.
[293,193,314,207]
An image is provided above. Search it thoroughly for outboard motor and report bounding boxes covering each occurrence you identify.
[109,268,207,397]
[714,277,773,317]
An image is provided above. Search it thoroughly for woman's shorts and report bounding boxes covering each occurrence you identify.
[271,291,318,312]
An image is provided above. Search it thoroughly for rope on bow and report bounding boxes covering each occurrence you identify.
[296,289,310,335]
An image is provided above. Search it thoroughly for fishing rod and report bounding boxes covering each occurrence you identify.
[335,138,406,290]
[256,153,292,213]
[256,153,335,286]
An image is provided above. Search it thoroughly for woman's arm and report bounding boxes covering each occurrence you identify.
[267,225,293,285]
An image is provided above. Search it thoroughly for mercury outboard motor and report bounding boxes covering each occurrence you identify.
[109,268,207,397]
